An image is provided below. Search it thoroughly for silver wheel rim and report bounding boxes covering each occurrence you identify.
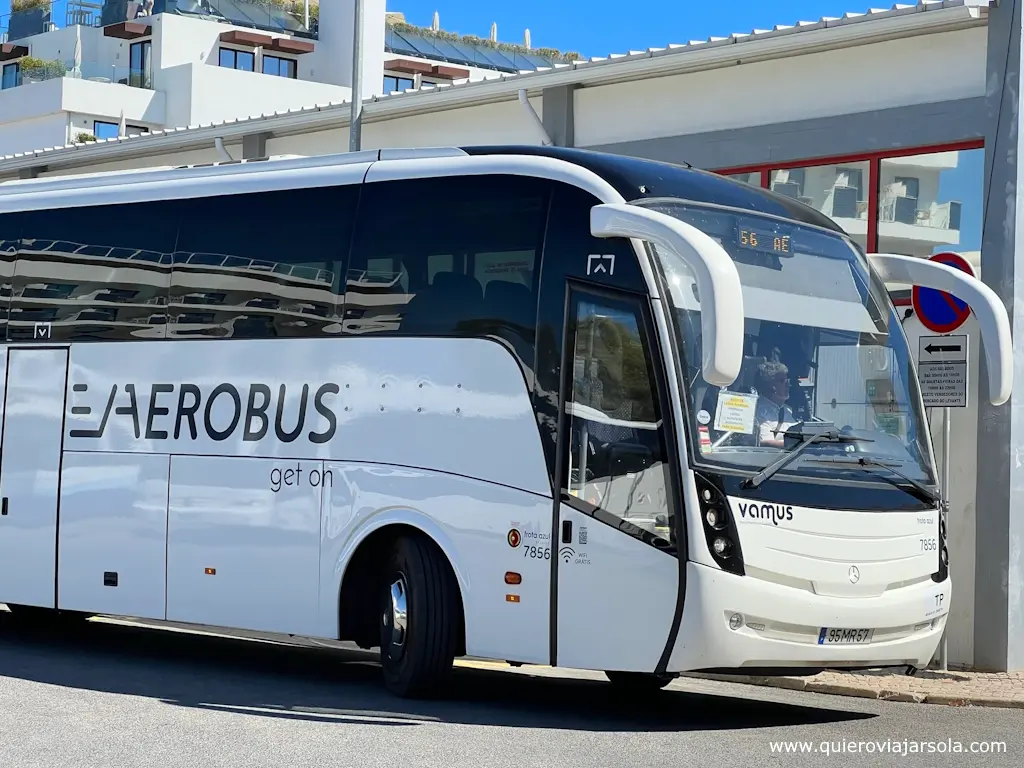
[383,573,409,660]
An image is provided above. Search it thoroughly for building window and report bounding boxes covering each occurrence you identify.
[2,63,19,90]
[263,55,297,79]
[129,40,153,89]
[714,140,985,308]
[879,150,981,259]
[93,121,150,140]
[769,161,870,250]
[723,171,761,187]
[383,75,414,93]
[219,47,255,72]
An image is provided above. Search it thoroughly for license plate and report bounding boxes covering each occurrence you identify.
[818,627,873,644]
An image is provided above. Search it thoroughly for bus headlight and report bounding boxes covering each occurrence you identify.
[695,473,745,577]
[932,505,949,584]
[729,613,743,630]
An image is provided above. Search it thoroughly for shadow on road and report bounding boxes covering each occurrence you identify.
[0,612,875,732]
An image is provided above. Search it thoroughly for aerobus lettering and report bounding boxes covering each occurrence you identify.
[736,501,794,526]
[69,382,342,444]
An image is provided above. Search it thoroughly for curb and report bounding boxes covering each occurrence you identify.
[680,672,1024,709]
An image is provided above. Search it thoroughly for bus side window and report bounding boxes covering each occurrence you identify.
[12,202,182,343]
[0,213,18,342]
[564,293,674,547]
[343,174,549,365]
[170,185,358,340]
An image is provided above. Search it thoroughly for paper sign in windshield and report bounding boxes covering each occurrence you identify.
[714,391,757,435]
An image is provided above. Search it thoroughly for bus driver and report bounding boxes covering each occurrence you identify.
[754,359,796,447]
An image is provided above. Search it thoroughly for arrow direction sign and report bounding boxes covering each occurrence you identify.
[918,334,968,408]
[924,342,962,355]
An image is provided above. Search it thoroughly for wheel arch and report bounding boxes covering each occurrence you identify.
[333,512,468,656]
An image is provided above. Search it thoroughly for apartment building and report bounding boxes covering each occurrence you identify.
[0,0,578,155]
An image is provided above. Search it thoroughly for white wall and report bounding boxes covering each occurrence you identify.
[154,14,227,74]
[0,75,163,155]
[61,77,165,126]
[574,27,987,147]
[16,24,135,78]
[0,114,70,156]
[316,0,386,96]
[263,95,544,155]
[0,75,64,125]
[160,62,349,128]
[35,144,242,177]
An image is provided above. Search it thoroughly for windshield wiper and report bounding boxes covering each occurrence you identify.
[805,455,940,505]
[740,422,872,490]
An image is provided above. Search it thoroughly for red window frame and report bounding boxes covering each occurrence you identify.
[714,139,984,260]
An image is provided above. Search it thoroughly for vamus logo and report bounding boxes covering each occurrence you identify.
[736,501,794,526]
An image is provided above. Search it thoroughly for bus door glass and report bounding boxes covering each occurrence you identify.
[554,285,680,673]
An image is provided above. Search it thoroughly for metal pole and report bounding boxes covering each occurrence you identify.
[349,0,364,153]
[304,0,310,30]
[938,404,951,671]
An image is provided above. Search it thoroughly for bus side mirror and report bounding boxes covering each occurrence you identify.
[867,253,1012,406]
[590,203,744,388]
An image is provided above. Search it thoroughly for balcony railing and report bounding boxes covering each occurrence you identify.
[155,0,317,38]
[1,1,107,43]
[879,197,963,231]
[1,58,153,89]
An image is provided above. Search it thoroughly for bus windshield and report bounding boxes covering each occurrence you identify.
[633,197,937,487]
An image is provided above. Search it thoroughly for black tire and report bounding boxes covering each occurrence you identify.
[379,534,460,698]
[605,670,675,692]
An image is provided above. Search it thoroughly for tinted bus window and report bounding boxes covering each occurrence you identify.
[0,213,18,341]
[13,202,182,342]
[343,174,550,366]
[533,182,649,483]
[171,185,358,339]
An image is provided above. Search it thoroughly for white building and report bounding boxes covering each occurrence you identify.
[0,0,578,157]
[3,0,1024,677]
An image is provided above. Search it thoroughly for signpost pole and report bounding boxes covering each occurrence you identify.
[911,251,975,673]
[938,405,951,672]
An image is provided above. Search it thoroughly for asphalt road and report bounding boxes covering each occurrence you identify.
[0,611,1019,768]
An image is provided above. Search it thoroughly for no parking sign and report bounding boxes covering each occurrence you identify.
[912,251,975,334]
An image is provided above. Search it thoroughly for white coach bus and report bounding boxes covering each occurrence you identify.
[0,146,1011,698]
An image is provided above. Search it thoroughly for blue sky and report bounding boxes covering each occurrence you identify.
[386,0,865,58]
[3,0,868,53]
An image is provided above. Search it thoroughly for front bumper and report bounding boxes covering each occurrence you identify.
[668,562,949,672]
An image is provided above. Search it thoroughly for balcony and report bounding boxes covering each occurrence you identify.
[155,0,318,39]
[1,57,153,89]
[1,0,107,42]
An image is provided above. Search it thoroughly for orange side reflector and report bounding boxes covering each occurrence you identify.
[505,571,521,585]
[205,568,216,575]
[506,594,520,603]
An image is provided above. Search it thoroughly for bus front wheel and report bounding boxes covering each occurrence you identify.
[379,534,459,698]
[605,671,676,692]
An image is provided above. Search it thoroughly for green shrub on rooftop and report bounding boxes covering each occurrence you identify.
[17,55,66,80]
[386,18,581,63]
[11,0,51,13]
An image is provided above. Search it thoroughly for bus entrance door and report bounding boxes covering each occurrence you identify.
[0,347,69,609]
[554,288,679,673]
